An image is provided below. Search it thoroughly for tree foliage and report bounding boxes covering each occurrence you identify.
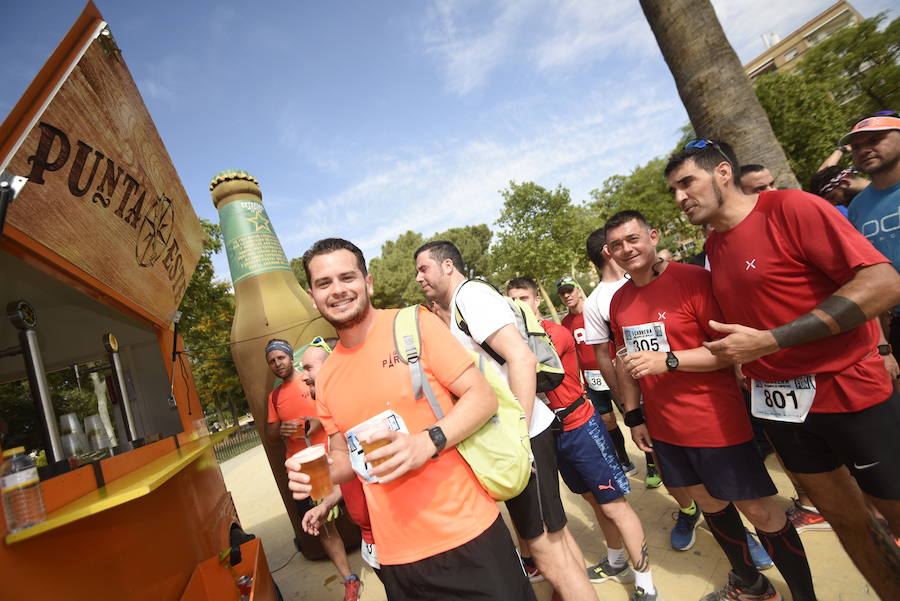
[178,219,245,425]
[754,14,900,189]
[797,14,900,117]
[589,158,701,257]
[492,182,591,291]
[368,230,427,309]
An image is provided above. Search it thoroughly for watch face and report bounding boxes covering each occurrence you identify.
[666,353,678,369]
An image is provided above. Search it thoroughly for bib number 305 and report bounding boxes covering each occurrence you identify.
[750,376,816,423]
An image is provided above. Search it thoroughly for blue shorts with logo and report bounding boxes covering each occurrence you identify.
[556,412,630,504]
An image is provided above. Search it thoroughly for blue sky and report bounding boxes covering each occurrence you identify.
[2,1,895,283]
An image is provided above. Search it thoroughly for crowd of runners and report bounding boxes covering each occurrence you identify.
[269,111,900,601]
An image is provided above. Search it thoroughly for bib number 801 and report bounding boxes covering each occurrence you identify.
[763,389,798,409]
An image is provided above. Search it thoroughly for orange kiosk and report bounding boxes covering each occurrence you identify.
[0,3,275,599]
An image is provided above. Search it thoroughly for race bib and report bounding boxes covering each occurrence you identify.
[583,369,609,392]
[750,376,816,423]
[622,322,670,353]
[346,410,408,483]
[361,541,380,569]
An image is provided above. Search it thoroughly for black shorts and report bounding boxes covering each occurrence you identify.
[505,427,567,539]
[762,391,900,499]
[585,387,623,415]
[379,515,536,601]
[653,439,777,501]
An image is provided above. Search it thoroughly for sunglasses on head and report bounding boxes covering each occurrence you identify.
[556,276,578,289]
[683,138,733,167]
[309,336,333,354]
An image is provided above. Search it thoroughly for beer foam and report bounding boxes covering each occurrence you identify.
[292,443,326,463]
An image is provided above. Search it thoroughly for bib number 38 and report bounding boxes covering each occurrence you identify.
[750,375,816,423]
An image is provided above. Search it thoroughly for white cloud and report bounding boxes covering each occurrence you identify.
[277,76,684,261]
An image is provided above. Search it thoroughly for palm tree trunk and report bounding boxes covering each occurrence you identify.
[640,0,799,189]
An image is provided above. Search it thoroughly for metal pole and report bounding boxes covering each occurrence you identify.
[20,329,64,462]
[108,348,137,441]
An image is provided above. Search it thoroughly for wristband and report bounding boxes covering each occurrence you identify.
[623,408,645,428]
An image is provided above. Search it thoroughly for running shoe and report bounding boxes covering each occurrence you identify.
[671,508,702,551]
[700,572,781,601]
[343,575,362,601]
[645,463,662,488]
[622,461,638,476]
[631,586,663,601]
[786,499,831,533]
[586,558,635,584]
[744,529,773,570]
[524,563,544,583]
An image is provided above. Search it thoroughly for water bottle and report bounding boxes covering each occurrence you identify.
[1,447,46,533]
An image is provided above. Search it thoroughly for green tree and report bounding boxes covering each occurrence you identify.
[290,257,309,290]
[368,230,427,309]
[492,182,591,299]
[754,71,846,189]
[178,219,246,425]
[589,157,701,257]
[797,14,900,117]
[752,15,900,189]
[432,224,494,279]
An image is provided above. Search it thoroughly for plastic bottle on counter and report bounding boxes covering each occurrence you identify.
[1,447,46,533]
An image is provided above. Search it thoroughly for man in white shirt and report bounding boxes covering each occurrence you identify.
[414,240,598,601]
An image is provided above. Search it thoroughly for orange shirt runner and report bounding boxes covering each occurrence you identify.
[267,379,327,458]
[316,308,499,565]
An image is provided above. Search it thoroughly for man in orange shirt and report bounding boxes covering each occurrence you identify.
[286,238,535,601]
[265,339,360,600]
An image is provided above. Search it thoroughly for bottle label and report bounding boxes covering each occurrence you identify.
[1,467,39,493]
[219,199,292,284]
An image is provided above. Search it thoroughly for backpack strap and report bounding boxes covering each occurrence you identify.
[393,306,444,420]
[453,279,508,366]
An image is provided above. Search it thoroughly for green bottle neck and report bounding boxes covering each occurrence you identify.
[217,196,292,285]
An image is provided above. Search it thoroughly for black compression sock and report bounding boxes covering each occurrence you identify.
[608,425,628,464]
[703,504,758,586]
[644,451,655,467]
[756,522,816,601]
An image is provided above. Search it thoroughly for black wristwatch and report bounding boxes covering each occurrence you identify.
[878,344,893,356]
[426,426,447,458]
[665,351,679,371]
[624,408,645,428]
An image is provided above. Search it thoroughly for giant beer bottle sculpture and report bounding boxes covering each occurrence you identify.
[211,170,333,551]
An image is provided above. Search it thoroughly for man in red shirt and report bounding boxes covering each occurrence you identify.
[507,278,661,601]
[604,211,815,601]
[664,139,900,599]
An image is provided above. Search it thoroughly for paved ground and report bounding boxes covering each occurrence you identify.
[221,439,877,601]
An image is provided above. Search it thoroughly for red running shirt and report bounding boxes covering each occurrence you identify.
[541,320,593,430]
[610,262,753,447]
[561,311,600,371]
[706,190,892,413]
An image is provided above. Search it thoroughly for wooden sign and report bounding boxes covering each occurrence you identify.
[0,2,202,327]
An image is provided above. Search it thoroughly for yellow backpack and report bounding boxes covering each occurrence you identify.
[393,305,532,501]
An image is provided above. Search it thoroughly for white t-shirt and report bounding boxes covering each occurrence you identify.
[582,278,628,346]
[450,280,556,437]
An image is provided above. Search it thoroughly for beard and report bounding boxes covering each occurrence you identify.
[322,294,371,330]
[866,151,900,176]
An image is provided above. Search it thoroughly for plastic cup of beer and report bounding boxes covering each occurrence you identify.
[353,419,395,470]
[284,419,305,441]
[292,444,331,501]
